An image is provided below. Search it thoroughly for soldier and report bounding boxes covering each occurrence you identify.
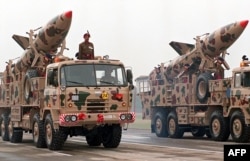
[78,32,94,59]
[100,69,117,84]
[240,55,249,67]
[214,57,225,79]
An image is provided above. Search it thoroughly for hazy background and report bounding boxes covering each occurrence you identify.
[1,0,250,81]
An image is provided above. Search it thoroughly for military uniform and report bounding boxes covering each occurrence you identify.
[214,65,224,79]
[78,41,94,59]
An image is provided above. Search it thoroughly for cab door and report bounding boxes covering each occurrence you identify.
[231,72,250,107]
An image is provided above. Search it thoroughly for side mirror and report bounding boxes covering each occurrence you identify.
[126,69,133,84]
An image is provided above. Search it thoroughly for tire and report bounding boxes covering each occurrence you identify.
[167,112,184,138]
[102,124,122,148]
[1,114,10,141]
[191,127,206,137]
[33,113,47,148]
[209,110,230,141]
[44,114,65,150]
[230,110,250,143]
[24,69,38,104]
[9,120,23,143]
[154,112,169,137]
[196,72,213,103]
[86,134,102,146]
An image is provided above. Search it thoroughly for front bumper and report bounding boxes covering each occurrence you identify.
[59,112,135,126]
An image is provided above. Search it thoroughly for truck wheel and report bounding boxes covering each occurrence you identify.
[196,73,213,103]
[1,114,10,141]
[102,124,122,148]
[230,110,250,143]
[191,127,205,137]
[86,134,102,146]
[167,112,184,138]
[24,70,38,104]
[209,110,230,141]
[44,114,65,150]
[9,121,23,143]
[154,112,169,137]
[33,113,47,148]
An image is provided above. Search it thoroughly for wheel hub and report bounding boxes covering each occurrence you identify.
[1,122,5,136]
[46,124,52,144]
[199,81,206,97]
[8,122,13,138]
[156,118,162,133]
[33,122,39,142]
[233,118,242,137]
[212,119,220,137]
[169,118,176,134]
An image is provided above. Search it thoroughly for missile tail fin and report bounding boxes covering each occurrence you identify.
[169,41,195,56]
[12,34,29,50]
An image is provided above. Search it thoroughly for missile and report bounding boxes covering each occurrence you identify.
[13,10,72,73]
[165,20,248,82]
[201,20,248,58]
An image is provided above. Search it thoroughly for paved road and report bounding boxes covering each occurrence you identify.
[0,129,232,161]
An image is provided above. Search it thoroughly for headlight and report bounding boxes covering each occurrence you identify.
[120,114,126,120]
[71,115,77,122]
[126,114,132,120]
[65,115,70,122]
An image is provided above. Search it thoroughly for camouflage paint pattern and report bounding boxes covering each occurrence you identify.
[201,20,248,57]
[139,65,250,125]
[165,20,248,82]
[44,83,133,127]
[14,11,72,73]
[0,11,134,136]
[137,20,250,127]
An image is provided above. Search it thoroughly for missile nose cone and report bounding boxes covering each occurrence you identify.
[64,10,72,18]
[240,20,248,28]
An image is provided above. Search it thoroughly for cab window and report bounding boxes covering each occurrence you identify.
[234,73,241,88]
[47,68,58,87]
[234,72,250,88]
[242,72,250,87]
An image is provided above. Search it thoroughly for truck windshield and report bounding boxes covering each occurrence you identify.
[60,64,127,87]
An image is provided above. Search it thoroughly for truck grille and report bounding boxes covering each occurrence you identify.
[86,99,106,112]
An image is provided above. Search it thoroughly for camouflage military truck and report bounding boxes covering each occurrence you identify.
[0,11,135,150]
[136,20,250,143]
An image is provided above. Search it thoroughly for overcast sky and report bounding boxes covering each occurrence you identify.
[1,0,250,80]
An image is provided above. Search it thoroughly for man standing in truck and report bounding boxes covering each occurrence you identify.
[214,57,225,79]
[78,31,94,59]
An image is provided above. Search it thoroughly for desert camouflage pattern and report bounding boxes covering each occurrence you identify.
[0,10,134,134]
[13,11,72,73]
[1,59,134,129]
[165,20,248,82]
[0,11,135,151]
[44,82,133,128]
[137,20,250,143]
[138,62,250,122]
[0,11,72,107]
